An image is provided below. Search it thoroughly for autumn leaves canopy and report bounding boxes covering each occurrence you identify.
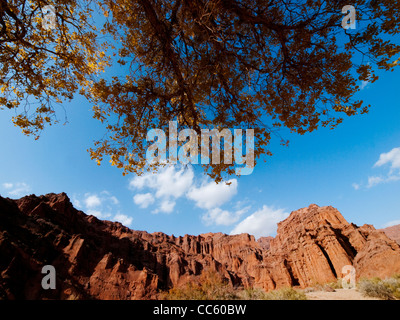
[1,0,400,180]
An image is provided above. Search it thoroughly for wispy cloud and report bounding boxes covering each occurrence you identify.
[367,176,385,188]
[130,166,194,213]
[101,190,119,205]
[360,80,369,90]
[1,182,31,197]
[133,193,155,209]
[367,147,400,187]
[359,62,371,91]
[382,219,400,228]
[3,183,13,189]
[352,183,361,190]
[374,147,400,172]
[72,191,133,227]
[353,147,400,189]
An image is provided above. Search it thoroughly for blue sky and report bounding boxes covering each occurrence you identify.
[1,51,400,239]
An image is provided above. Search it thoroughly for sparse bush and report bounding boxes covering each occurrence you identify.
[306,280,341,293]
[358,275,400,300]
[238,287,268,300]
[160,269,308,300]
[382,276,400,300]
[329,279,343,290]
[263,287,307,300]
[160,269,239,300]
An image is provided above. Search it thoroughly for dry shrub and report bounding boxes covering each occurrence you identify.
[358,275,400,300]
[160,269,307,300]
[263,287,307,300]
[160,269,238,300]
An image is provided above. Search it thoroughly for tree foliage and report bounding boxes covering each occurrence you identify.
[0,0,108,136]
[2,0,400,180]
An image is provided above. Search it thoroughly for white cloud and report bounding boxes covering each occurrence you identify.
[202,206,248,226]
[100,191,120,205]
[129,174,153,190]
[152,200,176,214]
[359,63,371,90]
[87,209,132,227]
[360,80,369,90]
[110,196,119,205]
[113,213,133,227]
[71,194,81,208]
[133,193,155,208]
[159,199,175,213]
[356,147,400,189]
[74,191,133,227]
[84,194,102,208]
[230,205,289,239]
[367,176,384,188]
[128,166,243,225]
[352,183,360,190]
[87,209,109,219]
[387,175,400,182]
[187,179,238,210]
[154,167,194,199]
[2,182,31,197]
[130,166,194,199]
[374,147,400,172]
[129,166,194,213]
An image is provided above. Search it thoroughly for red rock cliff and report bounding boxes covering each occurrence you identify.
[0,193,399,299]
[380,225,400,246]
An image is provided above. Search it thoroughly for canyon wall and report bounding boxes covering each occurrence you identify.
[1,193,399,299]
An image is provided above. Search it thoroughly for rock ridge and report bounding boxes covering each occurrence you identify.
[0,193,399,299]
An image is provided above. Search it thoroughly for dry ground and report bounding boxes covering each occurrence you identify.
[305,288,380,300]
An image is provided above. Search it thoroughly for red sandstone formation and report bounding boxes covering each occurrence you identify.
[0,193,399,299]
[380,224,400,246]
[263,204,400,287]
[256,236,273,251]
